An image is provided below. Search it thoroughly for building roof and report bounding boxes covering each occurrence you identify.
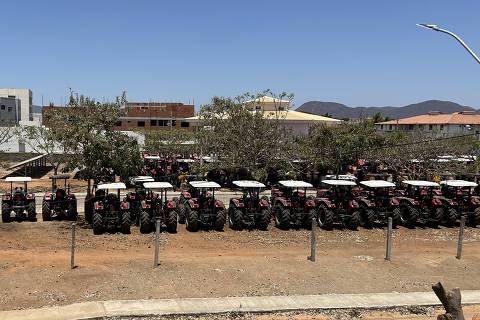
[245,96,290,104]
[186,110,341,122]
[377,112,480,125]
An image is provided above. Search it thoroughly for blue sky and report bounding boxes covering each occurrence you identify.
[1,0,480,109]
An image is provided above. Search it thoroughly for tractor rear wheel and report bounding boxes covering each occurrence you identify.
[228,208,243,231]
[347,210,360,230]
[185,207,199,232]
[274,205,290,230]
[67,202,77,221]
[469,207,480,227]
[42,201,52,221]
[121,211,131,234]
[92,211,103,235]
[442,208,457,227]
[215,209,226,231]
[27,202,37,222]
[139,209,151,234]
[391,207,402,227]
[256,209,270,231]
[2,203,11,223]
[317,205,334,230]
[399,204,418,227]
[359,207,375,229]
[166,210,177,233]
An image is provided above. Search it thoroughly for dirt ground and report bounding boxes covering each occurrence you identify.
[1,216,480,313]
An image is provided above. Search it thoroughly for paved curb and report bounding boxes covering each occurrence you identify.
[2,291,480,320]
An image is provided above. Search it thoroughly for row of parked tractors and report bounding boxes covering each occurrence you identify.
[2,175,480,234]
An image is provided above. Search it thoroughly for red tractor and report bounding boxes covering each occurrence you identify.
[91,182,131,235]
[139,182,178,233]
[42,174,77,221]
[314,179,360,230]
[228,180,270,230]
[125,176,154,225]
[1,177,36,223]
[357,180,402,228]
[270,180,316,230]
[440,180,480,227]
[397,180,458,227]
[176,181,226,232]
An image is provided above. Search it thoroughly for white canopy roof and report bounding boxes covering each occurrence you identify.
[131,176,155,182]
[144,155,161,160]
[360,180,396,188]
[177,159,195,163]
[402,180,439,187]
[322,179,357,186]
[97,182,127,190]
[189,181,221,189]
[5,177,32,182]
[440,180,478,187]
[278,180,313,188]
[233,180,266,188]
[324,174,357,181]
[143,182,174,189]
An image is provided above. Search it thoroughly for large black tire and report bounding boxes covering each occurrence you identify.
[442,208,458,227]
[302,209,315,230]
[256,209,270,231]
[92,211,103,235]
[139,209,151,234]
[215,209,226,231]
[166,210,177,233]
[177,200,186,224]
[185,207,199,232]
[2,203,11,223]
[84,197,93,225]
[359,207,375,229]
[316,205,334,230]
[42,201,52,221]
[399,204,418,227]
[347,210,360,230]
[274,205,290,230]
[67,201,78,221]
[130,203,140,226]
[228,208,244,231]
[391,207,402,227]
[468,207,480,227]
[431,207,444,227]
[27,202,37,222]
[121,211,131,234]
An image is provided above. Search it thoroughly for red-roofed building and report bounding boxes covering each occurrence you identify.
[375,111,480,137]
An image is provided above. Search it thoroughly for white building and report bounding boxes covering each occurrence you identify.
[0,88,34,125]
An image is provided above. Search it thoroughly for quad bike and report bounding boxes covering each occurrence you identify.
[228,180,270,230]
[42,174,77,221]
[2,177,36,223]
[314,179,360,230]
[397,180,458,227]
[139,181,178,233]
[356,180,402,228]
[91,182,131,235]
[125,176,154,225]
[441,180,480,227]
[270,180,316,230]
[177,180,226,232]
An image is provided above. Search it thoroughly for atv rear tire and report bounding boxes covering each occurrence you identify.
[347,210,360,230]
[139,209,151,234]
[42,201,52,221]
[317,205,334,229]
[185,207,199,232]
[92,211,104,235]
[442,208,457,227]
[469,207,480,227]
[359,207,375,229]
[2,203,11,223]
[256,209,270,231]
[166,210,177,233]
[215,209,226,231]
[67,202,77,221]
[399,204,418,227]
[274,205,290,230]
[121,211,131,234]
[27,202,37,222]
[228,208,243,230]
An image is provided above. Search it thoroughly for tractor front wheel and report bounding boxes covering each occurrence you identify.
[121,211,131,234]
[399,204,418,227]
[42,201,52,221]
[67,202,77,221]
[215,209,226,231]
[391,207,402,227]
[228,208,243,231]
[302,209,315,230]
[359,207,375,229]
[2,203,11,223]
[469,207,480,227]
[27,202,37,222]
[317,205,334,230]
[92,211,104,235]
[166,209,177,233]
[176,199,186,224]
[274,205,290,230]
[84,197,93,225]
[442,208,457,227]
[431,207,444,228]
[347,210,360,230]
[139,209,151,234]
[185,207,199,232]
[256,209,270,231]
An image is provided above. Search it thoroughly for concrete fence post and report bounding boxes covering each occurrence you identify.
[456,216,466,259]
[154,218,160,267]
[70,222,76,269]
[385,217,393,261]
[308,215,316,262]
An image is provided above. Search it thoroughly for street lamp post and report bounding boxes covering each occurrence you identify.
[417,23,480,64]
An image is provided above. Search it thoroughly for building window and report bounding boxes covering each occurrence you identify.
[429,124,433,130]
[115,121,122,126]
[1,105,5,110]
[7,107,12,112]
[181,121,190,128]
[150,120,157,126]
[408,124,414,130]
[158,120,164,126]
[171,120,176,127]
[138,121,145,127]
[440,124,444,131]
[388,124,392,130]
[380,125,384,130]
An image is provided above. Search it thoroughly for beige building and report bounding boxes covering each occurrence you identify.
[186,96,341,136]
[0,88,33,124]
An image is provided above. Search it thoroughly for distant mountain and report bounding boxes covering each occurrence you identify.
[296,100,476,120]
